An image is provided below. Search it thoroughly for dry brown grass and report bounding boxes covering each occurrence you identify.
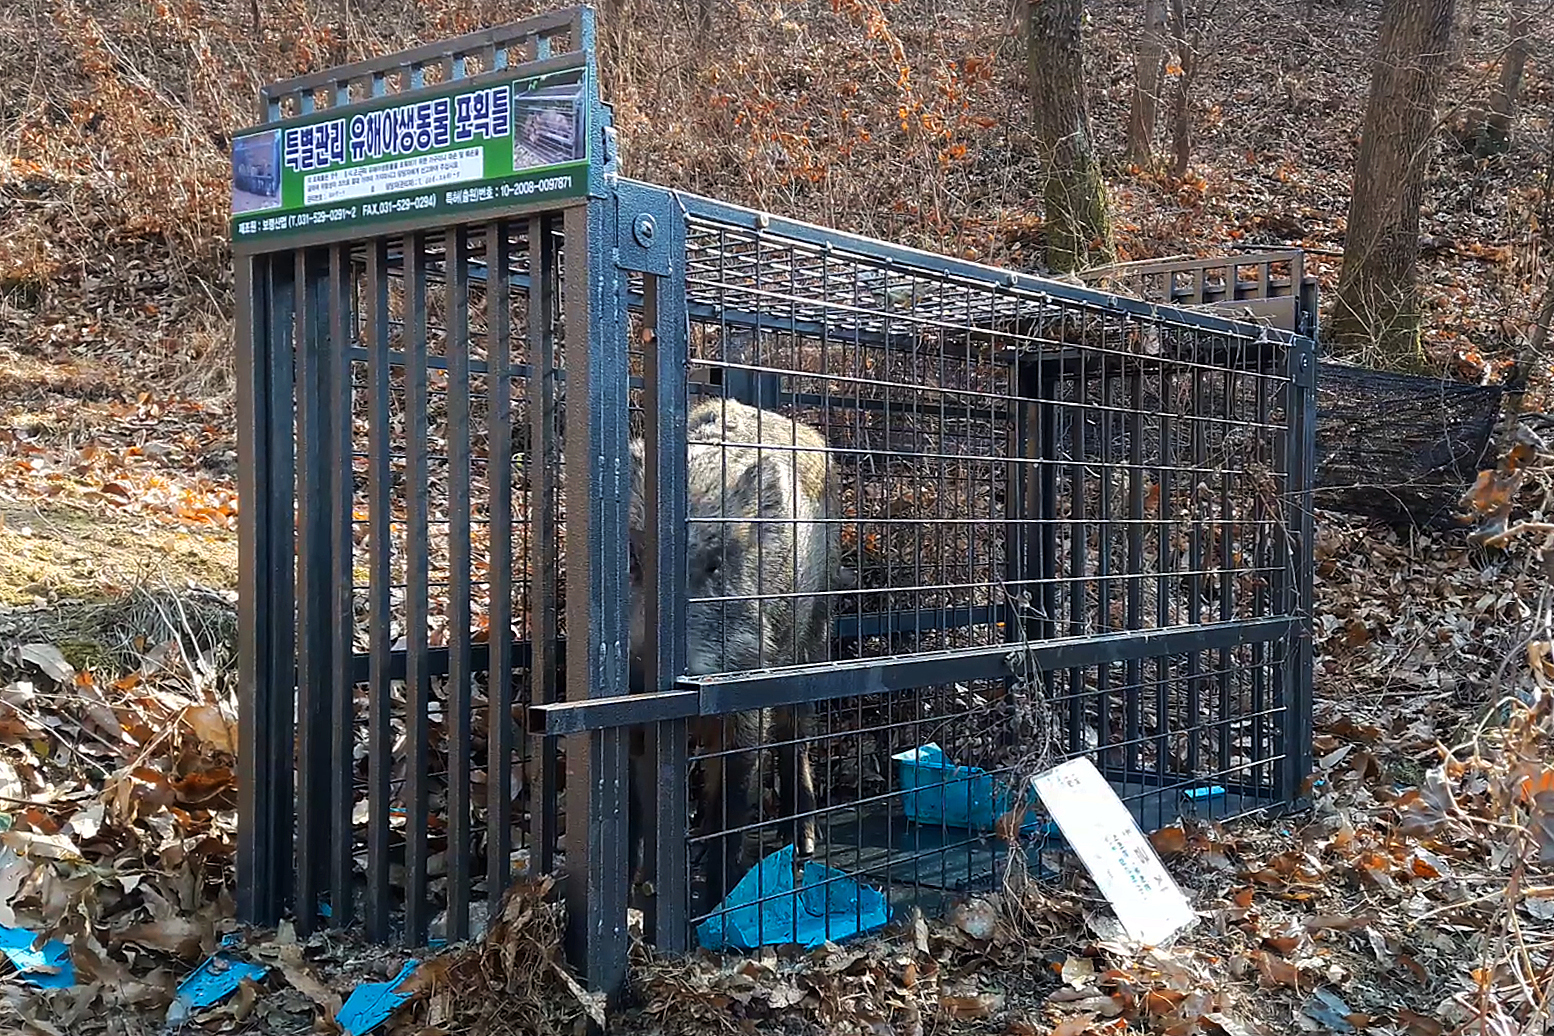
[0,501,236,605]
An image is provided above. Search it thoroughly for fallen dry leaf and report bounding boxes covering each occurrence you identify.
[1303,914,1372,932]
[1052,1014,1096,1036]
[948,897,998,941]
[1062,955,1097,988]
[1150,825,1189,854]
[270,943,344,1017]
[1253,950,1301,991]
[181,705,234,754]
[114,916,207,960]
[552,959,607,1028]
[16,644,74,685]
[1396,1008,1444,1036]
[1,829,83,862]
[941,992,1005,1020]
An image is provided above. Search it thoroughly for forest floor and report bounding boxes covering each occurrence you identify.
[1,0,1553,1032]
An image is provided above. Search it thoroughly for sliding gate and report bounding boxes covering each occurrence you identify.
[234,7,1316,1007]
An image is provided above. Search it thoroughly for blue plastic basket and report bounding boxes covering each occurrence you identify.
[891,743,1054,835]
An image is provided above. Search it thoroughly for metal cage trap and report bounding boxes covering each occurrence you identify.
[231,6,1316,1001]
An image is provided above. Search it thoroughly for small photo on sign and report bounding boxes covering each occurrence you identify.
[231,130,283,214]
[512,72,585,169]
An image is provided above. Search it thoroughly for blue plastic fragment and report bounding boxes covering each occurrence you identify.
[0,923,73,989]
[337,959,419,1036]
[166,950,268,1024]
[1304,988,1357,1033]
[1183,785,1226,800]
[696,845,889,952]
[892,743,1056,836]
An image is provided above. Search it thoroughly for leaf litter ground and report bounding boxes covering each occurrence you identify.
[0,495,1548,1036]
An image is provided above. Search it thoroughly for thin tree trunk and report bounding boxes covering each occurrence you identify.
[1126,0,1168,165]
[1168,0,1199,178]
[1330,0,1455,366]
[1028,0,1116,273]
[1484,0,1530,151]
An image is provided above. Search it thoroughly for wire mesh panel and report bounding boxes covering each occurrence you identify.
[620,193,1315,950]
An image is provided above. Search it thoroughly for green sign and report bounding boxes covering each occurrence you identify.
[231,66,590,246]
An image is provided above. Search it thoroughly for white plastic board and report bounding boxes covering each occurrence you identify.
[1032,757,1197,947]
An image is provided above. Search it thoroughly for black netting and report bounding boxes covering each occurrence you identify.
[1314,360,1503,530]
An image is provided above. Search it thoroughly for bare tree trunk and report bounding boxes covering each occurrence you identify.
[1028,0,1116,273]
[1126,0,1168,165]
[1168,0,1200,178]
[1330,0,1455,366]
[1483,0,1530,152]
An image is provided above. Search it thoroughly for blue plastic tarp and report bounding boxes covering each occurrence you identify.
[695,845,889,952]
[892,742,1055,835]
[337,959,419,1036]
[0,923,73,989]
[165,943,268,1026]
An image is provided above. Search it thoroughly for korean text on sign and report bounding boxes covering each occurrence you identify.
[283,119,347,173]
[454,87,513,142]
[349,99,453,164]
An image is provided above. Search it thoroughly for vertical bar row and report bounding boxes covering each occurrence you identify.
[1250,371,1269,791]
[1186,363,1206,776]
[294,248,332,935]
[1096,340,1114,765]
[266,255,298,919]
[1290,338,1317,798]
[1216,367,1236,779]
[487,221,515,905]
[1018,364,1039,644]
[236,251,276,924]
[562,199,631,994]
[1003,343,1028,747]
[530,215,560,875]
[1269,353,1292,801]
[1038,376,1059,648]
[404,235,433,947]
[328,244,356,929]
[447,227,474,942]
[1154,366,1173,785]
[1124,363,1144,775]
[364,238,392,942]
[1067,356,1087,754]
[644,210,690,950]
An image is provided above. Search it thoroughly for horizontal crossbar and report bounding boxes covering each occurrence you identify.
[339,606,1008,687]
[526,616,1297,735]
